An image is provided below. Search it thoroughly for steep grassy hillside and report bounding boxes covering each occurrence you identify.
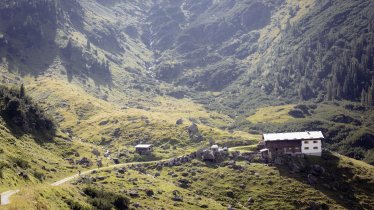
[38,152,372,210]
[0,0,374,209]
[230,102,374,164]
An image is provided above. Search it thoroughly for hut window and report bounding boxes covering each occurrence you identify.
[313,141,318,143]
[304,141,309,144]
[313,147,318,149]
[304,147,309,150]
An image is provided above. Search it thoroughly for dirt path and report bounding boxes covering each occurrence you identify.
[51,159,164,186]
[0,190,20,206]
[1,156,180,205]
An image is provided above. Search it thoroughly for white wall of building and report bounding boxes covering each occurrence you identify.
[301,140,322,156]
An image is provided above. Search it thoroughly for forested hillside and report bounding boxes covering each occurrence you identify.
[0,0,374,209]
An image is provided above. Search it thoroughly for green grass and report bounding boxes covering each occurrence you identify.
[247,104,297,124]
[60,152,374,210]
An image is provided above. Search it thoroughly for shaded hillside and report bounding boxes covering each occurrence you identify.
[0,85,55,139]
[219,0,374,111]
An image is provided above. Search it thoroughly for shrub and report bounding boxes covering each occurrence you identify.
[11,157,29,169]
[288,109,305,118]
[0,85,55,134]
[83,187,130,210]
[65,199,90,210]
[34,171,45,181]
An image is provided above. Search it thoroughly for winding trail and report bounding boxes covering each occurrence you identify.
[1,156,183,205]
[1,146,256,206]
[0,190,20,206]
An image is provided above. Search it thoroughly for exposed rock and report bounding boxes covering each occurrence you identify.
[96,176,106,181]
[92,149,100,156]
[172,190,183,202]
[118,168,126,174]
[146,189,154,197]
[188,123,199,137]
[112,128,121,138]
[178,178,191,188]
[247,197,254,204]
[172,195,183,202]
[226,190,234,198]
[310,164,325,176]
[99,120,109,126]
[129,190,139,197]
[133,202,141,208]
[76,157,92,167]
[308,174,318,186]
[202,150,215,161]
[176,118,184,125]
[227,205,235,210]
[113,158,120,164]
[182,172,189,177]
[200,204,209,208]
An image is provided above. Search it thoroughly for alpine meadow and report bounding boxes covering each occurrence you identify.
[0,0,373,209]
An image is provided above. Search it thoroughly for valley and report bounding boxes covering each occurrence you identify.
[0,0,373,209]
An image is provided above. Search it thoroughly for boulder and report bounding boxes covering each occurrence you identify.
[310,164,325,176]
[133,203,141,208]
[172,195,183,202]
[178,179,191,188]
[187,123,199,137]
[172,190,183,202]
[96,176,106,181]
[202,150,215,161]
[129,190,139,197]
[247,197,254,204]
[99,120,109,126]
[146,189,154,197]
[182,172,189,177]
[308,174,318,186]
[76,157,92,166]
[227,205,235,210]
[118,168,126,174]
[92,149,100,156]
[226,190,234,198]
[176,118,184,125]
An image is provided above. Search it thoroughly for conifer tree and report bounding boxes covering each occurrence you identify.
[361,89,367,106]
[87,39,91,51]
[19,84,25,98]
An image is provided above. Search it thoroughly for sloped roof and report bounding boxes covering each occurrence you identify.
[263,131,324,141]
[135,144,153,148]
[211,145,219,149]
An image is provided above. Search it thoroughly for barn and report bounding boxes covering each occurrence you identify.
[260,131,324,159]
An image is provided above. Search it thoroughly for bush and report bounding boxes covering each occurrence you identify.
[65,199,90,210]
[288,109,305,118]
[34,171,45,181]
[0,85,55,134]
[11,157,29,169]
[83,187,130,210]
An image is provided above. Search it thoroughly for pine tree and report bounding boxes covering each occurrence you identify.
[63,39,73,60]
[361,89,367,106]
[368,84,374,106]
[19,84,25,98]
[86,39,91,51]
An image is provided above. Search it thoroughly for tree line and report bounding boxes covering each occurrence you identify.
[0,84,55,133]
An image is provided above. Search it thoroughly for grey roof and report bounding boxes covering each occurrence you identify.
[263,131,324,141]
[211,145,219,149]
[135,144,153,148]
